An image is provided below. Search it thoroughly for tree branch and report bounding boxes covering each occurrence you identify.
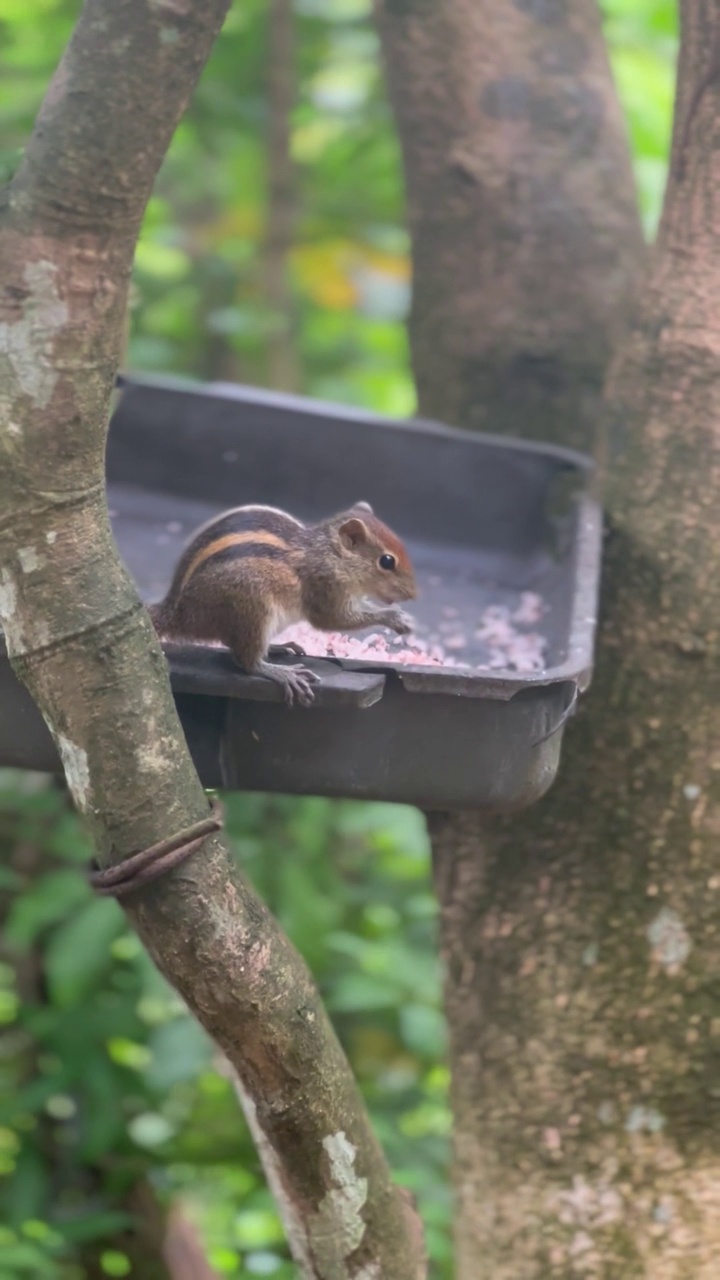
[0,2,425,1274]
[8,0,227,239]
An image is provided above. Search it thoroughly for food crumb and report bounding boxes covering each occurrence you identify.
[276,595,547,675]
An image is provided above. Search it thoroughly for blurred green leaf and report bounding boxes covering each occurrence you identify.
[145,1017,212,1090]
[5,871,90,949]
[234,1208,285,1249]
[100,1251,131,1278]
[58,1213,135,1245]
[44,899,123,1007]
[127,1112,176,1149]
[1,1142,48,1225]
[77,1056,127,1162]
[399,1004,447,1058]
[327,972,403,1012]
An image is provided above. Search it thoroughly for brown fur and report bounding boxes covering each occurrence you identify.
[150,501,417,706]
[180,530,291,591]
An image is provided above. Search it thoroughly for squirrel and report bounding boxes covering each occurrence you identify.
[148,501,417,706]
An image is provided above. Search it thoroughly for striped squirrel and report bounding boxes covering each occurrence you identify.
[149,502,417,706]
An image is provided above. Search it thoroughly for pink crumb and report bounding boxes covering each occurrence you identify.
[275,621,455,667]
[512,591,545,625]
[276,599,546,674]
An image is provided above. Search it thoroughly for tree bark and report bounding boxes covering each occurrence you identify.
[0,4,425,1275]
[379,0,720,1276]
[374,0,644,451]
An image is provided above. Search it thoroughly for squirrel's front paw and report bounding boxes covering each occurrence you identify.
[384,608,415,637]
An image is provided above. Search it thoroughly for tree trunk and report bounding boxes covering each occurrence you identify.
[374,0,643,451]
[378,0,720,1276]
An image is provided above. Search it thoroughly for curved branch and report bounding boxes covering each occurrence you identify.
[0,3,426,1275]
[8,0,228,239]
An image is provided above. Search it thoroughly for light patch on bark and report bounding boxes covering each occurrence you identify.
[160,27,180,44]
[6,421,22,437]
[646,907,692,969]
[17,545,41,573]
[0,568,24,654]
[135,721,180,777]
[306,1131,369,1275]
[0,569,18,626]
[45,531,57,544]
[0,564,51,653]
[552,1174,623,1229]
[625,1104,665,1133]
[597,1101,616,1125]
[148,0,192,16]
[0,260,68,410]
[53,731,91,811]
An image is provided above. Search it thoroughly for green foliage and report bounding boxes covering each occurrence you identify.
[0,1,680,1276]
[601,0,678,236]
[0,0,677,406]
[0,778,446,1277]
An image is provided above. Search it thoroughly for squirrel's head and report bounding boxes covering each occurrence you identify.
[331,502,417,604]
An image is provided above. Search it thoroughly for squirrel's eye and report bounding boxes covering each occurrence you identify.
[379,553,396,571]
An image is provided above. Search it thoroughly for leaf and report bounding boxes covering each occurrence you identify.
[5,871,90,949]
[0,1240,60,1274]
[134,240,190,282]
[57,1213,135,1245]
[399,1004,448,1058]
[0,865,22,891]
[145,1016,212,1091]
[48,812,93,864]
[326,973,401,1012]
[127,1112,176,1149]
[0,1143,48,1226]
[75,1054,129,1163]
[44,899,123,1008]
[233,1209,285,1249]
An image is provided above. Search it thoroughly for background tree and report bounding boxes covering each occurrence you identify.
[0,1,694,1278]
[377,0,720,1275]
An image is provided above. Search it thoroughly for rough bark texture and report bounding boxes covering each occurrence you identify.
[0,4,425,1276]
[379,0,720,1276]
[374,0,644,451]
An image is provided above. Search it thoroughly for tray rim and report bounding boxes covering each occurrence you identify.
[117,370,596,474]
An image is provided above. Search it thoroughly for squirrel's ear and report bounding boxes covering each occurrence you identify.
[339,517,370,550]
[353,501,373,514]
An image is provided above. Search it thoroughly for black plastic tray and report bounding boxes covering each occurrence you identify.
[0,374,602,810]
